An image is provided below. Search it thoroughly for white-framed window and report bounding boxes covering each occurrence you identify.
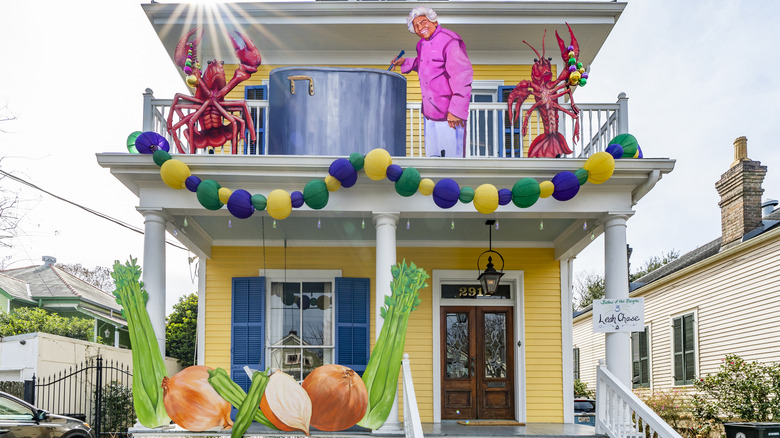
[265,270,339,381]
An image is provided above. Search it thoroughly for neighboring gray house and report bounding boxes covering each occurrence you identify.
[573,137,780,391]
[0,257,129,348]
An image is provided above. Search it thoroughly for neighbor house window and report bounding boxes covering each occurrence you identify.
[573,347,580,381]
[672,313,696,385]
[268,281,333,380]
[631,326,650,388]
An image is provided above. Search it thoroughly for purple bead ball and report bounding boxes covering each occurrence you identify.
[135,131,170,154]
[605,144,624,160]
[498,188,512,206]
[386,164,403,182]
[329,158,357,188]
[568,65,577,72]
[227,189,254,219]
[291,191,304,208]
[185,175,201,192]
[432,178,460,209]
[582,72,589,79]
[551,171,580,201]
[568,45,574,52]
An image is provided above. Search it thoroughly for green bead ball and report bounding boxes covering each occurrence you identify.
[251,194,267,211]
[349,152,365,171]
[574,168,589,186]
[395,167,421,197]
[459,186,475,203]
[303,179,329,210]
[196,179,223,211]
[512,178,540,208]
[153,149,172,167]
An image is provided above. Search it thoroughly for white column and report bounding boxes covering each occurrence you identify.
[603,214,631,386]
[139,208,168,357]
[372,212,401,432]
[196,256,207,365]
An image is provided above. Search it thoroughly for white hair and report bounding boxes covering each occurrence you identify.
[406,6,438,33]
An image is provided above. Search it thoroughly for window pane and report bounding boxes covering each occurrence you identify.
[484,313,506,378]
[301,282,331,346]
[445,312,469,378]
[269,282,301,345]
[302,348,326,380]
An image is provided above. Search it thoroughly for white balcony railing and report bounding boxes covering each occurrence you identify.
[401,353,423,438]
[596,360,683,438]
[143,88,627,158]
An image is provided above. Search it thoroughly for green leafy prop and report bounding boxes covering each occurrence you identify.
[358,260,428,429]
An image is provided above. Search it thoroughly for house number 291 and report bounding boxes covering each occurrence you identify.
[458,286,484,297]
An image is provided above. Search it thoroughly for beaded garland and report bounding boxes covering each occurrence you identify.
[184,41,200,88]
[566,45,589,87]
[140,137,638,221]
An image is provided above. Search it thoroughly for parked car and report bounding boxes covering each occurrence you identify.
[574,398,596,426]
[0,391,95,438]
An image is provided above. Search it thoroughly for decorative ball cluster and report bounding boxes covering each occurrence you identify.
[184,42,200,88]
[129,132,641,221]
[566,45,589,87]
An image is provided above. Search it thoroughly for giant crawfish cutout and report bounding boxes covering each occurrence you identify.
[166,28,262,154]
[508,23,586,158]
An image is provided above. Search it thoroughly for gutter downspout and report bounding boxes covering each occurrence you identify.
[631,170,661,206]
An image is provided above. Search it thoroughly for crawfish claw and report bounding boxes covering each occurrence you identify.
[175,28,204,69]
[229,31,262,71]
[556,22,578,62]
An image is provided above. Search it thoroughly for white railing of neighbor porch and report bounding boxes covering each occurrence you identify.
[596,360,682,438]
[143,88,627,158]
[401,353,424,438]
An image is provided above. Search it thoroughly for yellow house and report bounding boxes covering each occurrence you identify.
[98,0,677,432]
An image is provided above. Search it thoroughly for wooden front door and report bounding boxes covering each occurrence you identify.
[441,306,514,419]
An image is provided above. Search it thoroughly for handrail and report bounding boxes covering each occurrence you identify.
[596,360,682,438]
[401,353,424,438]
[144,90,625,158]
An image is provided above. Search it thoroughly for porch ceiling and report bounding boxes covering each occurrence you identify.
[142,1,625,66]
[96,154,675,260]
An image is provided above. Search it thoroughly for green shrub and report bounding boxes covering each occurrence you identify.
[101,381,135,434]
[0,381,24,399]
[0,308,95,341]
[692,354,780,424]
[635,387,691,432]
[575,379,595,398]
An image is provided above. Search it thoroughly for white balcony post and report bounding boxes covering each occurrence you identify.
[373,212,401,432]
[617,92,629,134]
[143,88,155,132]
[139,207,168,356]
[603,214,631,386]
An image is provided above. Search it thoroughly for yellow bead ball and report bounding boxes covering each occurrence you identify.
[583,151,616,184]
[324,175,342,192]
[419,178,435,195]
[160,159,191,190]
[539,181,554,198]
[218,188,233,204]
[267,189,292,220]
[473,184,499,214]
[186,75,198,88]
[363,148,392,181]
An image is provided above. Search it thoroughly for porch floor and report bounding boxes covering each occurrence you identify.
[130,422,601,438]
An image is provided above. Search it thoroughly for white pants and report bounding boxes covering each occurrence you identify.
[424,119,465,158]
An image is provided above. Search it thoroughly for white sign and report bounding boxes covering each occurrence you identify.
[593,298,644,332]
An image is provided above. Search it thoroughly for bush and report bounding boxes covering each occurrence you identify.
[575,379,595,398]
[101,381,135,435]
[692,354,780,424]
[0,381,24,399]
[0,308,95,341]
[635,387,691,432]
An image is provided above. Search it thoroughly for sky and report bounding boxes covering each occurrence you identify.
[0,0,778,315]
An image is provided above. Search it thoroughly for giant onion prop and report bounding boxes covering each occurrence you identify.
[162,365,232,431]
[260,370,312,435]
[302,364,368,431]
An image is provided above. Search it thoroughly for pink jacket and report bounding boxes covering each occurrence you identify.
[401,26,473,121]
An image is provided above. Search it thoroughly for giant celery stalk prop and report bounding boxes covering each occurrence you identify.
[112,257,171,428]
[358,260,428,429]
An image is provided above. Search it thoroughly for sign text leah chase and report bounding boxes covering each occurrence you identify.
[592,298,644,332]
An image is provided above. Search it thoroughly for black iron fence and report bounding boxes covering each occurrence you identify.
[25,356,134,438]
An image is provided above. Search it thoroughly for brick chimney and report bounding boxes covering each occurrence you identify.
[715,136,767,246]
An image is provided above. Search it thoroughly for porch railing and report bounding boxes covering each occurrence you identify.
[596,360,682,438]
[401,353,423,438]
[143,88,627,158]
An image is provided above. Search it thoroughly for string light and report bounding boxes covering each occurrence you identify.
[228,219,232,228]
[540,220,544,230]
[451,219,455,230]
[173,229,178,236]
[495,220,499,230]
[273,220,277,229]
[183,218,188,227]
[317,219,321,229]
[583,221,588,231]
[591,232,595,241]
[406,219,410,230]
[361,218,365,230]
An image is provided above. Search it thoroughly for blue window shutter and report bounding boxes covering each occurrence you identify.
[244,85,267,155]
[335,277,370,374]
[231,277,265,392]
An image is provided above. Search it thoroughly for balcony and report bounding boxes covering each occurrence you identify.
[142,89,628,159]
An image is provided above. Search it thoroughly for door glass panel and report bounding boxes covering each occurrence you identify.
[445,312,470,378]
[483,312,507,378]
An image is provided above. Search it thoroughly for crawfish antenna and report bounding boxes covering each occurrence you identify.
[522,40,541,59]
[541,29,547,58]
